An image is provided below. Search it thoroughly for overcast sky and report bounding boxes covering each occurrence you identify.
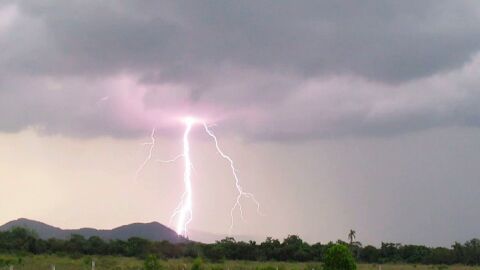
[1,0,480,246]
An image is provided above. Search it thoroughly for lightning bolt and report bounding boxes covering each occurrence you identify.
[203,122,261,233]
[170,117,194,237]
[156,154,184,164]
[134,128,156,181]
[136,117,261,238]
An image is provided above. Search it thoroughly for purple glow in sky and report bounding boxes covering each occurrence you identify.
[138,116,262,237]
[2,0,480,246]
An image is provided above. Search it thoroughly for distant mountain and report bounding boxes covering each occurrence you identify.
[0,218,66,239]
[0,218,188,243]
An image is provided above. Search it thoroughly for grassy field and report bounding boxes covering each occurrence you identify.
[0,255,478,270]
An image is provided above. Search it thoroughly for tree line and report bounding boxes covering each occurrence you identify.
[1,227,480,265]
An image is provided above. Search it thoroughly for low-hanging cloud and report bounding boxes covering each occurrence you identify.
[1,0,480,140]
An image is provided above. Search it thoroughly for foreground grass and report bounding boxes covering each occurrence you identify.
[0,255,479,270]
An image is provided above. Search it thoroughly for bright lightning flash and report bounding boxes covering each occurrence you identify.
[136,116,261,238]
[172,117,195,236]
[203,122,262,233]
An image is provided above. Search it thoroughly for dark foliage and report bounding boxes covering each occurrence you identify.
[323,244,356,270]
[144,255,164,270]
[2,227,480,264]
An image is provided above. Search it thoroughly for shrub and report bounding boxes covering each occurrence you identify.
[144,255,163,270]
[323,244,356,270]
[191,257,203,270]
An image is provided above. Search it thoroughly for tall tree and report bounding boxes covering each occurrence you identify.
[348,230,356,244]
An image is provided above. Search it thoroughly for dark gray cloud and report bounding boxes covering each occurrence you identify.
[1,0,480,139]
[7,0,480,81]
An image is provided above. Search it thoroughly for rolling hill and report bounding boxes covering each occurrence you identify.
[0,218,188,243]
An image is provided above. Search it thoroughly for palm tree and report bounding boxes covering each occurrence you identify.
[348,229,356,244]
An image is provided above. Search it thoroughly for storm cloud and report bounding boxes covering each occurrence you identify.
[1,0,480,139]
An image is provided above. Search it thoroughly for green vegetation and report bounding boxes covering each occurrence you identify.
[3,227,480,266]
[0,255,478,270]
[144,255,163,270]
[323,244,356,270]
[191,257,203,270]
